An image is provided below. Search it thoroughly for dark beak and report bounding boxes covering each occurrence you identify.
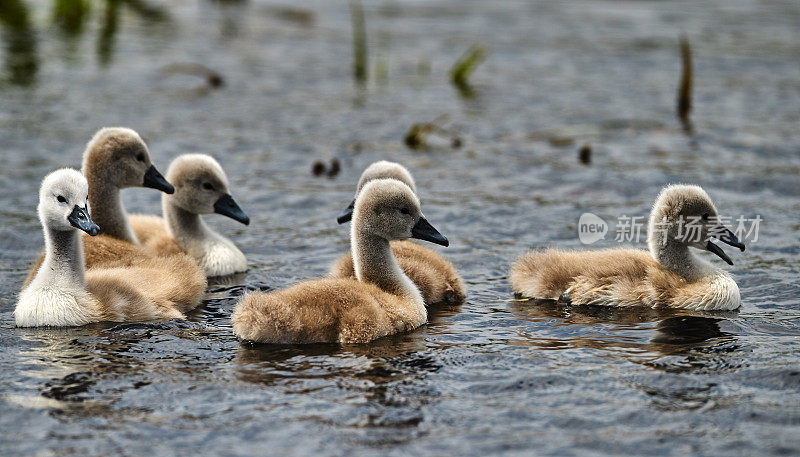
[214,194,249,225]
[411,217,449,247]
[706,225,745,266]
[715,226,746,252]
[68,205,100,236]
[143,165,174,194]
[706,241,733,265]
[336,200,355,224]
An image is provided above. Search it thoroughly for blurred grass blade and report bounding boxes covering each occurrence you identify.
[450,44,488,98]
[97,0,120,66]
[0,0,38,86]
[53,0,92,36]
[350,0,368,85]
[677,34,693,127]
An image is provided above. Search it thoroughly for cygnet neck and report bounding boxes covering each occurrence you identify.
[163,198,215,248]
[650,233,712,281]
[351,223,422,304]
[85,165,137,243]
[39,227,86,287]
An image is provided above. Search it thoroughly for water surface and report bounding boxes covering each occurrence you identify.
[1,1,799,455]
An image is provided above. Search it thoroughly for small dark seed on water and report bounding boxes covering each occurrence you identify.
[579,144,592,165]
[207,74,224,88]
[312,160,326,176]
[327,158,341,178]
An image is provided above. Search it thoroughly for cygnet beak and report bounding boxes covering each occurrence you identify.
[214,194,250,225]
[411,217,449,247]
[68,205,100,236]
[337,199,355,224]
[143,165,175,194]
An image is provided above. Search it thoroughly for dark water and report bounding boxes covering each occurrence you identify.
[1,1,799,455]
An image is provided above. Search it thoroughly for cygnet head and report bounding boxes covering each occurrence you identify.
[647,184,745,265]
[353,178,448,247]
[165,154,249,225]
[82,127,174,194]
[338,161,416,224]
[38,169,100,236]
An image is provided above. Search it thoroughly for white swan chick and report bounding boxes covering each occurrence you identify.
[16,169,207,327]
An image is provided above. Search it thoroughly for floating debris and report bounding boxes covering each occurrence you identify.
[404,124,433,150]
[350,0,368,85]
[579,144,592,165]
[312,158,341,178]
[404,115,449,150]
[311,160,326,176]
[450,44,488,97]
[677,34,693,127]
[327,158,341,178]
[161,63,224,88]
[404,116,463,150]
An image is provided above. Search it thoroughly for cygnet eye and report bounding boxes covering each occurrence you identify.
[701,213,710,221]
[202,182,214,191]
[399,207,411,215]
[57,195,67,204]
[136,153,145,162]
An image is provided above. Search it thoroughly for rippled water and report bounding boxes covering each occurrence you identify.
[1,1,799,455]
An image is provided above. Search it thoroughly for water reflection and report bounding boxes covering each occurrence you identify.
[510,298,667,324]
[98,0,169,66]
[0,0,170,80]
[0,0,38,86]
[97,0,120,66]
[10,324,131,418]
[233,333,439,443]
[233,334,434,385]
[205,272,251,290]
[53,0,91,36]
[650,316,727,346]
[11,318,216,421]
[509,299,738,369]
